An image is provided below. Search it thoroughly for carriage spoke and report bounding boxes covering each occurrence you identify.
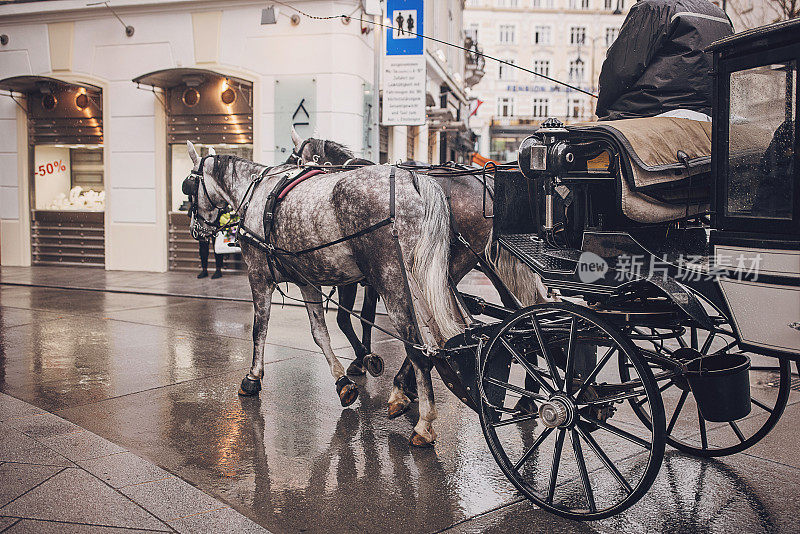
[500,337,556,396]
[513,427,554,471]
[491,412,539,428]
[574,346,616,400]
[729,421,746,443]
[698,408,708,449]
[667,390,690,435]
[700,332,716,355]
[530,315,563,390]
[575,424,633,495]
[546,428,566,504]
[751,397,774,414]
[712,339,738,355]
[659,379,675,393]
[564,318,578,395]
[690,327,699,350]
[581,413,652,450]
[484,377,548,401]
[572,429,597,512]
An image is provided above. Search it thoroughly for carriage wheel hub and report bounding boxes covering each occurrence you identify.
[539,396,574,428]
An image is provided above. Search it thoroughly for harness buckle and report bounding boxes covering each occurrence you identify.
[456,233,470,247]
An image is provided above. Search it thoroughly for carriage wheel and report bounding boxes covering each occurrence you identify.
[477,302,665,520]
[621,296,791,458]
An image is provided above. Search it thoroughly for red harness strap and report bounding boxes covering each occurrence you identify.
[277,169,325,200]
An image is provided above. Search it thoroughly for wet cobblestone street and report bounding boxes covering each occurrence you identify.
[2,267,800,533]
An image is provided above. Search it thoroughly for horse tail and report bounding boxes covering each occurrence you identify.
[409,172,463,341]
[484,236,554,306]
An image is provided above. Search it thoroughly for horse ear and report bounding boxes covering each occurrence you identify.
[311,126,320,139]
[187,141,199,166]
[291,127,304,149]
[208,146,216,156]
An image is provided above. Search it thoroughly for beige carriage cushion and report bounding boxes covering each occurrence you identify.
[620,169,709,223]
[604,117,712,188]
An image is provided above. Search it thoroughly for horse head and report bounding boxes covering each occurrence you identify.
[184,141,229,240]
[290,128,358,166]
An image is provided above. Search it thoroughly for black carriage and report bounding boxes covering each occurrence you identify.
[437,18,800,520]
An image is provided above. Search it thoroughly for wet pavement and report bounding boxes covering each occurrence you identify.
[2,267,800,533]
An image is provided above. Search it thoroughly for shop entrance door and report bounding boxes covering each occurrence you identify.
[133,69,253,274]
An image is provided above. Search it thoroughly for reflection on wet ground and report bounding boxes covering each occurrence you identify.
[2,281,800,533]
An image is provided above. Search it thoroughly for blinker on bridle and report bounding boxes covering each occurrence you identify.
[183,155,228,233]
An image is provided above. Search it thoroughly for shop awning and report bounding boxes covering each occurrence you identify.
[132,68,251,90]
[0,75,101,95]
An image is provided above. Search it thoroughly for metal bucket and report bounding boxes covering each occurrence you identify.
[686,353,751,422]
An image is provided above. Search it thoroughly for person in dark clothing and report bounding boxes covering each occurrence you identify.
[596,0,733,121]
[198,238,224,279]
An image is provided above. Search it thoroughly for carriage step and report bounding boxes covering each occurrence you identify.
[498,234,576,275]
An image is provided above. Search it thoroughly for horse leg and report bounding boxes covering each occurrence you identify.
[359,285,384,377]
[299,284,359,407]
[337,284,368,376]
[239,278,275,396]
[379,291,438,446]
[388,358,417,418]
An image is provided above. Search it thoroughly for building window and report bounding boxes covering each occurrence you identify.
[605,27,619,47]
[569,58,585,82]
[570,27,586,46]
[466,0,480,7]
[570,98,585,119]
[497,0,520,6]
[532,59,550,77]
[533,25,551,45]
[499,24,516,44]
[569,0,590,8]
[499,60,516,80]
[466,23,479,42]
[604,0,613,8]
[497,96,515,117]
[533,0,555,6]
[532,98,549,118]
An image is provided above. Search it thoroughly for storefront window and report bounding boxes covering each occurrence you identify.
[34,145,104,210]
[170,143,253,212]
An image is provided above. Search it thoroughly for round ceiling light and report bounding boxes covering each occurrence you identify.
[182,88,200,107]
[221,87,236,105]
[42,94,57,111]
[75,93,90,110]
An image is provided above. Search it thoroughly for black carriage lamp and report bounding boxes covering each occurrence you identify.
[0,35,8,46]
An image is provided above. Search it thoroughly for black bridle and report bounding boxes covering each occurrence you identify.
[183,154,273,239]
[288,138,327,165]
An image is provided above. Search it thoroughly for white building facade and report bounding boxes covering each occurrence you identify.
[464,0,628,160]
[0,0,472,272]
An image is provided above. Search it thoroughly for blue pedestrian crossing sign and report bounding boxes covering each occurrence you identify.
[386,0,424,55]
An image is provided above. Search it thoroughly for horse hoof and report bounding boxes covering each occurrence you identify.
[363,354,384,377]
[387,402,410,419]
[409,430,435,448]
[346,360,366,376]
[238,376,262,397]
[336,376,359,407]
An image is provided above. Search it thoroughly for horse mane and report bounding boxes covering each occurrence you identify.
[312,138,355,163]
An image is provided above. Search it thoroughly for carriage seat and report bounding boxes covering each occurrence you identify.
[573,117,712,224]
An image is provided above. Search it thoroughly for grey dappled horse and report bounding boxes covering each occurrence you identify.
[292,134,550,418]
[185,141,460,446]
